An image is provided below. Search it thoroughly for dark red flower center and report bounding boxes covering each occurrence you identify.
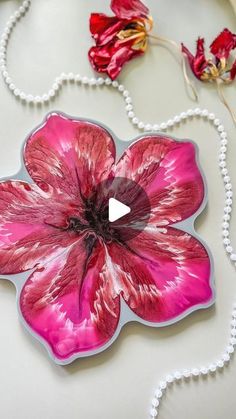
[67,202,118,243]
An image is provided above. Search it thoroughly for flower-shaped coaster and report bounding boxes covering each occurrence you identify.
[0,112,214,364]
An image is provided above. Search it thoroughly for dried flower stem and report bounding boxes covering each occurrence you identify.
[216,78,236,125]
[148,34,198,101]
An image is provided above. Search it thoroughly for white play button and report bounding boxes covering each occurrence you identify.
[108,197,131,222]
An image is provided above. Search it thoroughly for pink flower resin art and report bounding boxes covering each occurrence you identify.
[0,113,214,364]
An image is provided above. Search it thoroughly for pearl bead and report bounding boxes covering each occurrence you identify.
[187,109,194,116]
[26,94,34,103]
[126,104,133,111]
[230,337,236,345]
[222,221,229,229]
[209,364,216,373]
[226,246,233,253]
[49,89,55,97]
[112,80,118,88]
[218,125,224,132]
[82,76,89,84]
[60,72,67,81]
[208,112,215,120]
[128,111,134,119]
[160,122,167,130]
[230,254,236,261]
[19,92,26,100]
[56,76,62,84]
[144,124,152,131]
[221,139,228,146]
[174,371,182,380]
[52,83,59,91]
[69,73,75,81]
[201,109,209,117]
[183,369,191,378]
[19,6,25,14]
[13,88,20,96]
[194,108,201,115]
[153,124,160,131]
[167,119,174,127]
[150,408,158,418]
[226,345,234,354]
[216,360,224,368]
[200,367,208,375]
[222,230,229,237]
[219,153,226,161]
[125,97,132,104]
[123,90,129,97]
[118,84,124,91]
[214,118,220,126]
[35,96,42,104]
[166,374,174,383]
[159,381,167,390]
[89,78,96,86]
[173,116,180,123]
[152,398,159,407]
[42,94,49,102]
[155,390,162,399]
[222,353,230,361]
[191,368,200,377]
[180,112,187,119]
[105,78,112,85]
[138,121,145,129]
[132,117,139,125]
[97,77,104,85]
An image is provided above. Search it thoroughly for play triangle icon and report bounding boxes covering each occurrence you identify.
[108,197,131,222]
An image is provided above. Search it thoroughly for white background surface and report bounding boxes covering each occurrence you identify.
[0,1,236,418]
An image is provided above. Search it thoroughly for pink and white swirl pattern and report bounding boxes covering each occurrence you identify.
[0,113,214,363]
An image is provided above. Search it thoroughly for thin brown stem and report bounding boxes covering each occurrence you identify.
[216,79,236,125]
[148,34,198,101]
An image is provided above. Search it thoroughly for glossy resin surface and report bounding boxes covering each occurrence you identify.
[0,112,214,364]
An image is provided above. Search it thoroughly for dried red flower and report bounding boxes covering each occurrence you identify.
[182,28,236,83]
[88,0,152,80]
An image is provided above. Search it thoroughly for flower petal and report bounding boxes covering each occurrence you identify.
[114,136,204,226]
[90,13,124,46]
[89,42,142,80]
[20,235,120,361]
[230,58,236,80]
[24,113,116,200]
[210,28,236,60]
[107,227,213,323]
[111,0,149,19]
[0,180,82,275]
[182,38,208,80]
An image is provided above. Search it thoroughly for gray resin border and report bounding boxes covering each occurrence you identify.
[0,111,215,365]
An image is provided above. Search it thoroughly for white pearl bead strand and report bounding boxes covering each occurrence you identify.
[0,1,236,419]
